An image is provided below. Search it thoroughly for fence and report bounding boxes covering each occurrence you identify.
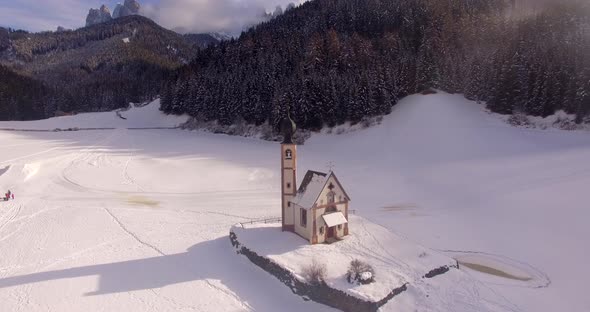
[239,217,282,228]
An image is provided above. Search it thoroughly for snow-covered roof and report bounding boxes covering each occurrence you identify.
[322,212,348,227]
[292,171,327,208]
[291,170,350,208]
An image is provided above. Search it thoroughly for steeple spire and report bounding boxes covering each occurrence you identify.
[280,112,297,144]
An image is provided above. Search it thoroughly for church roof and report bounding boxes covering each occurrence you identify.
[298,170,327,193]
[292,170,350,209]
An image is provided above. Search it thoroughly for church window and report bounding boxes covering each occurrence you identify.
[300,208,307,227]
[327,191,335,204]
[319,226,324,235]
[288,202,291,207]
[338,224,342,230]
[287,182,291,189]
[285,149,292,159]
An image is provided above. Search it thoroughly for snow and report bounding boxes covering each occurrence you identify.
[321,211,347,227]
[360,271,372,281]
[0,100,188,131]
[292,172,326,207]
[0,92,588,311]
[233,216,507,311]
[122,37,130,43]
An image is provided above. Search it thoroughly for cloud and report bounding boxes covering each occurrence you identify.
[0,0,116,31]
[0,0,305,33]
[142,0,305,35]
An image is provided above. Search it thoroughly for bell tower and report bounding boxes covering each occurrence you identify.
[280,115,297,232]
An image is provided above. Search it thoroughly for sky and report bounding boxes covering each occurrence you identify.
[0,0,303,34]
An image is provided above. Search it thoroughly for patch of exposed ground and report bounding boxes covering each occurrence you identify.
[126,196,159,207]
[460,261,532,281]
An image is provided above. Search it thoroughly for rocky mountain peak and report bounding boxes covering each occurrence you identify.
[113,0,141,19]
[125,0,141,14]
[86,5,113,27]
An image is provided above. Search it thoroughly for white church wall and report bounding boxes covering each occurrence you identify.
[293,204,312,242]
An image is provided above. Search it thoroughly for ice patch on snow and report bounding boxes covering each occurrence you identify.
[448,251,551,288]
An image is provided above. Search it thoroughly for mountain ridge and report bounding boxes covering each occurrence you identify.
[0,15,200,120]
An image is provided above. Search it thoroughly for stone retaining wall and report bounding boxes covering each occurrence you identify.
[229,230,407,312]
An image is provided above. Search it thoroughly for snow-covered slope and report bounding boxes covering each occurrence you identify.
[299,93,590,312]
[0,100,188,130]
[0,92,588,311]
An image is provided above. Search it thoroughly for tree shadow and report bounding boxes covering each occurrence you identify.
[0,236,328,310]
[0,165,9,177]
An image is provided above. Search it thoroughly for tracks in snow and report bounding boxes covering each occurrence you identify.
[0,204,21,233]
[102,206,166,256]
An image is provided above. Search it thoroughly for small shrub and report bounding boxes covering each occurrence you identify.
[360,117,375,129]
[554,116,579,130]
[507,113,531,127]
[346,259,375,285]
[302,258,327,285]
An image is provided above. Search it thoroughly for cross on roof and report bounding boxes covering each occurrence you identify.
[326,161,335,172]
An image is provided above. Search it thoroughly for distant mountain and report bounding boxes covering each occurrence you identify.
[86,5,113,27]
[183,34,220,49]
[85,1,220,49]
[0,15,198,119]
[208,32,233,42]
[87,0,141,27]
[113,0,141,19]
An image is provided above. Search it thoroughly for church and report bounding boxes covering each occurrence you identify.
[280,117,351,244]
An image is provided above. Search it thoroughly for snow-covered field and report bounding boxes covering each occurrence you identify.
[233,217,513,311]
[0,93,589,311]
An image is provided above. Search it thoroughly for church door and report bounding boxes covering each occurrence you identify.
[327,226,335,239]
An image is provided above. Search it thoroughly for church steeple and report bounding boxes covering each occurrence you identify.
[280,112,296,144]
[280,115,297,232]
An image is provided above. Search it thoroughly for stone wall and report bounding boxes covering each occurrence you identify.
[423,263,459,279]
[229,230,407,312]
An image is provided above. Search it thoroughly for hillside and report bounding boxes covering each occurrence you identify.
[161,0,590,131]
[0,64,52,120]
[0,93,588,311]
[0,16,201,120]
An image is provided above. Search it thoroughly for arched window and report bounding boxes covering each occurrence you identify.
[285,149,292,159]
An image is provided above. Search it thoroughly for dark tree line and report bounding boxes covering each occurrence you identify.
[161,0,590,130]
[0,65,50,120]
